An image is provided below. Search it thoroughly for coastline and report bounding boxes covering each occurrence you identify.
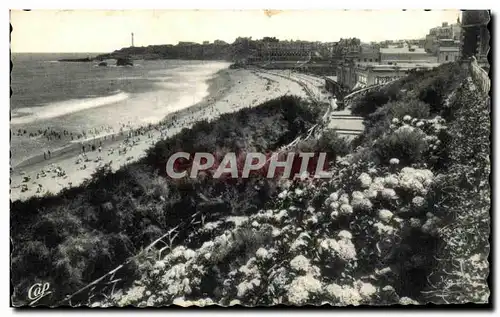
[10,68,311,201]
[11,68,233,171]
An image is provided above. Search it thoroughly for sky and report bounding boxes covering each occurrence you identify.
[10,9,461,53]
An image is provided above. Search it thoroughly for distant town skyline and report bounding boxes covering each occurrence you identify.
[10,9,461,53]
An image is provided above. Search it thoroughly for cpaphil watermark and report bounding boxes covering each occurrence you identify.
[165,152,334,180]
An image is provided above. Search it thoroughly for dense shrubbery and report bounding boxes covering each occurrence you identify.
[350,62,468,120]
[350,85,401,117]
[422,77,490,304]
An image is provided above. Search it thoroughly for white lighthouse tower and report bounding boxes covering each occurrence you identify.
[131,32,135,47]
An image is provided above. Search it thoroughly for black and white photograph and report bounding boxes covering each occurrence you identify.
[8,8,491,308]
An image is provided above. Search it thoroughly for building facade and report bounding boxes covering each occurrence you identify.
[460,10,490,70]
[336,62,440,90]
[437,46,460,63]
[424,21,462,54]
[380,45,438,64]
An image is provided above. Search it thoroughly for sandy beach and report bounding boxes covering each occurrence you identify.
[10,68,316,201]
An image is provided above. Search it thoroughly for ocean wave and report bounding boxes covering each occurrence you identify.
[11,91,130,125]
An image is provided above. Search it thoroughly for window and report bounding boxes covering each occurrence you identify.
[369,59,372,62]
[364,58,367,62]
[445,55,449,61]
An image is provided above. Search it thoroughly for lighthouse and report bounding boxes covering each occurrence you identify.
[131,32,134,47]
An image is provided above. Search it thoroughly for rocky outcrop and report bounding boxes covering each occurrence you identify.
[116,58,133,66]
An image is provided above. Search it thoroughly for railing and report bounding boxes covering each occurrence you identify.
[470,57,490,95]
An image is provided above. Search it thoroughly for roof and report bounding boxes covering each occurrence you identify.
[380,47,427,54]
[438,47,460,52]
[356,63,441,72]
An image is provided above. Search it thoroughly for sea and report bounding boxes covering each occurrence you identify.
[10,53,231,165]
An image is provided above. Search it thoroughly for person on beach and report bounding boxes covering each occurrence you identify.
[48,150,51,159]
[44,152,47,160]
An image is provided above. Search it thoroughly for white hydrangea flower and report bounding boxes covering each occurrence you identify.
[339,204,353,215]
[338,286,363,306]
[239,257,259,276]
[403,115,412,122]
[352,191,365,200]
[118,286,146,306]
[399,297,419,305]
[373,222,395,235]
[154,261,166,270]
[295,188,304,196]
[380,188,397,200]
[351,198,373,212]
[237,278,261,297]
[416,121,424,128]
[287,274,321,305]
[330,210,339,220]
[329,192,339,201]
[278,190,288,199]
[290,255,311,272]
[173,297,193,307]
[392,118,400,124]
[378,209,393,223]
[383,175,399,188]
[287,288,309,305]
[307,215,318,224]
[255,248,269,260]
[358,282,377,298]
[274,209,288,222]
[409,218,422,228]
[389,158,400,165]
[338,194,350,205]
[171,246,187,259]
[291,232,311,251]
[412,196,426,207]
[272,228,281,237]
[358,173,372,188]
[325,283,343,298]
[329,201,340,211]
[364,189,378,199]
[401,167,416,174]
[183,249,196,260]
[251,221,259,227]
[369,182,385,192]
[200,241,214,252]
[333,239,357,260]
[319,238,355,260]
[337,230,353,240]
